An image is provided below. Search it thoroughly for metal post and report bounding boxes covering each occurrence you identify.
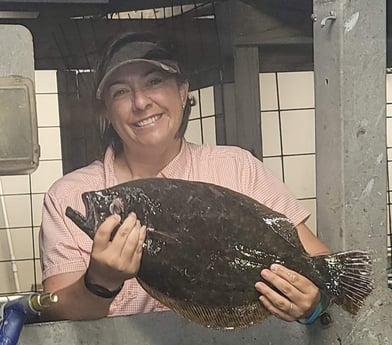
[314,0,392,343]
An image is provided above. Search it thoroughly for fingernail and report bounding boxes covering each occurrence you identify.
[271,264,279,271]
[261,269,270,277]
[113,214,121,221]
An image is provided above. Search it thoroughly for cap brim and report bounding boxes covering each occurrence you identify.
[96,59,179,99]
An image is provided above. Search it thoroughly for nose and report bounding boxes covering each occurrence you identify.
[131,88,152,112]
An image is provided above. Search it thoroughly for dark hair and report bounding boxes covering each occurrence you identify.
[93,31,193,156]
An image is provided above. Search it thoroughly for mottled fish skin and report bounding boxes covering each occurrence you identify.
[65,178,373,329]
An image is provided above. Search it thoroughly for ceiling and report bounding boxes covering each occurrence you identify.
[0,0,390,76]
[0,0,217,19]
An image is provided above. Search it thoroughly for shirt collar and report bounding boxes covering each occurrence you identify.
[159,139,190,179]
[103,147,117,187]
[103,140,190,184]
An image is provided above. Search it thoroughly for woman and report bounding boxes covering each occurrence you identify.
[39,32,331,323]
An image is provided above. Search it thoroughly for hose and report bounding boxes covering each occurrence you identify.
[0,292,58,345]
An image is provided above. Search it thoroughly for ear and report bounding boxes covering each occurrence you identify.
[179,80,190,107]
[99,102,110,121]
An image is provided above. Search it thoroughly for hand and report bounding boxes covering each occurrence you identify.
[255,263,320,321]
[86,212,146,290]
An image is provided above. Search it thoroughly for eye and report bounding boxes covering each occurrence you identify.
[112,88,129,99]
[109,197,124,215]
[146,77,164,88]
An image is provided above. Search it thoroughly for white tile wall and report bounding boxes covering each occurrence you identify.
[185,120,202,144]
[263,157,283,182]
[36,94,60,127]
[14,260,36,292]
[35,71,58,94]
[281,109,315,155]
[185,86,216,145]
[260,71,317,233]
[0,70,62,294]
[283,155,316,199]
[0,262,14,291]
[0,175,30,195]
[32,194,45,227]
[277,72,314,110]
[387,75,392,255]
[387,118,392,147]
[38,127,62,160]
[200,86,215,117]
[30,160,63,194]
[261,111,281,156]
[0,195,33,228]
[387,74,392,103]
[259,73,278,111]
[5,228,34,260]
[202,117,216,145]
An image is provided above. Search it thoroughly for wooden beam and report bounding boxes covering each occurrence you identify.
[232,0,312,46]
[0,16,220,72]
[233,46,261,158]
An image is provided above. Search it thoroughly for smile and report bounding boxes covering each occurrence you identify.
[135,114,163,127]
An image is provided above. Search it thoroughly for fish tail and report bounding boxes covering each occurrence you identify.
[318,250,373,315]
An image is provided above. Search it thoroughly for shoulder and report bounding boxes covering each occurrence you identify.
[186,142,254,164]
[184,142,264,192]
[47,159,106,203]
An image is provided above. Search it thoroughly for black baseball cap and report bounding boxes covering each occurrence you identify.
[95,40,181,99]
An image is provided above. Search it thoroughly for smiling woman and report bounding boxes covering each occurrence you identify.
[39,31,332,325]
[94,32,193,158]
[101,62,188,164]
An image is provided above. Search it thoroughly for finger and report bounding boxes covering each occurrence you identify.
[110,212,137,249]
[270,264,312,294]
[256,277,293,311]
[271,264,299,284]
[259,267,299,302]
[259,295,296,322]
[93,214,121,251]
[137,225,147,254]
[120,220,143,258]
[128,224,146,262]
[264,265,320,315]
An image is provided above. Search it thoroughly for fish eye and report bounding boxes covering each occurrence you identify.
[109,197,124,215]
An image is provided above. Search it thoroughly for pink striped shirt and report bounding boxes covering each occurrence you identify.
[39,141,310,316]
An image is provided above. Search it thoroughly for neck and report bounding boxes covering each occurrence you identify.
[114,139,182,182]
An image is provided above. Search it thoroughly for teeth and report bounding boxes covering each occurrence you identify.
[136,114,161,127]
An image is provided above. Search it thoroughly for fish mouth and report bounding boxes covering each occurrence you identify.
[134,114,163,127]
[65,193,96,240]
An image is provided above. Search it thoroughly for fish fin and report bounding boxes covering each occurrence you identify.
[318,250,373,315]
[262,214,302,248]
[137,278,270,329]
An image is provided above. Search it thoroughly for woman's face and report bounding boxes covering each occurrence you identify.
[102,62,189,151]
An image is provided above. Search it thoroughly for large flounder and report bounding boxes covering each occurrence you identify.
[66,178,373,329]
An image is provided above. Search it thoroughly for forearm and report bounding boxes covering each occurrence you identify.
[295,223,331,256]
[40,273,113,321]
